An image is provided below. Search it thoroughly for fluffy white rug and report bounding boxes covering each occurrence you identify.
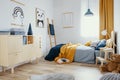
[30,73,74,80]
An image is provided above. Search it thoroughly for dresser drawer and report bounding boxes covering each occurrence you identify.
[8,52,24,66]
[7,36,23,53]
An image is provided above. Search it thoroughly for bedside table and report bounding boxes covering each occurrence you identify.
[96,48,114,66]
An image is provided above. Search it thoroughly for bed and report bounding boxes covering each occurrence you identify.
[45,31,115,64]
[45,43,105,64]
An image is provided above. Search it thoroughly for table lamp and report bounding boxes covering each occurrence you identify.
[101,29,110,38]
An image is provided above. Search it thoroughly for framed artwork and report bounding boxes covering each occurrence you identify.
[11,0,25,27]
[63,12,73,28]
[35,8,45,28]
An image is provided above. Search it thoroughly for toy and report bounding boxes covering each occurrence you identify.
[100,54,120,73]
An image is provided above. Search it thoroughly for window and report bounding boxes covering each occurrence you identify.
[80,0,99,39]
[81,16,99,38]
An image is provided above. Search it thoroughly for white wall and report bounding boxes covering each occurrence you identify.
[54,0,99,44]
[114,0,120,53]
[0,0,54,55]
[53,0,81,44]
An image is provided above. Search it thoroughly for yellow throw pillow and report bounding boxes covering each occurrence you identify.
[84,41,91,46]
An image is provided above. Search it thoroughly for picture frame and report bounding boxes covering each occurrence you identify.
[11,0,25,27]
[63,12,73,28]
[35,8,45,28]
[11,6,24,27]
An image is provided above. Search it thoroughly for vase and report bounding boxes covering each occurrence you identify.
[27,23,33,35]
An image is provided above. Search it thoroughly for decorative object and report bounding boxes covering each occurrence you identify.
[23,36,27,45]
[100,73,120,80]
[35,8,45,28]
[12,7,24,19]
[63,12,73,28]
[11,6,24,26]
[84,0,94,16]
[101,29,110,38]
[11,0,25,27]
[30,73,74,80]
[10,28,25,35]
[27,36,33,44]
[49,24,55,35]
[100,54,120,73]
[27,23,33,35]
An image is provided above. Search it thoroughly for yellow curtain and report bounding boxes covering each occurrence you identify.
[99,0,114,39]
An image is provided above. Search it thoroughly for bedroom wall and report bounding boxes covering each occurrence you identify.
[0,0,54,55]
[53,0,99,44]
[114,0,120,53]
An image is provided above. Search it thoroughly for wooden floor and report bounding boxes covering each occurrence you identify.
[0,58,103,80]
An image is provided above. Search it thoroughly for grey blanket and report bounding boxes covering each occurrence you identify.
[74,45,95,63]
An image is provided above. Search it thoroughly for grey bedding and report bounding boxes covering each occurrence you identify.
[74,45,96,63]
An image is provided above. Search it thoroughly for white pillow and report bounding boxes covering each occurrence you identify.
[91,40,100,47]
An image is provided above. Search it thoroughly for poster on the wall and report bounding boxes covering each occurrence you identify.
[35,8,45,28]
[63,12,73,28]
[11,0,25,27]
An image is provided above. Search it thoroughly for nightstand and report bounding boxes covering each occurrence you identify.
[96,47,114,66]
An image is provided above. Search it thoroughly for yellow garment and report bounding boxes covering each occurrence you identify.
[55,43,80,64]
[84,41,91,46]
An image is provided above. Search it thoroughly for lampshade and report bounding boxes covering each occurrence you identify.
[101,30,107,36]
[85,9,94,16]
[85,0,94,16]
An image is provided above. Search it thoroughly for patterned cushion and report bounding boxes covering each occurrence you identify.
[96,39,106,50]
[100,73,120,80]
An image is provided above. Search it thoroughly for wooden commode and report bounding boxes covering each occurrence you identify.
[0,35,42,73]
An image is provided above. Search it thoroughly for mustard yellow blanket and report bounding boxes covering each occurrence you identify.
[55,43,80,64]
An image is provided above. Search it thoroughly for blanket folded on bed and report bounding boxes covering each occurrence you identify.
[45,44,65,61]
[55,43,80,64]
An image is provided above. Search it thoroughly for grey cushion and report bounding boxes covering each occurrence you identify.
[30,73,74,80]
[100,73,120,80]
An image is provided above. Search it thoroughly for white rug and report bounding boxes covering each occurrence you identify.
[30,73,74,80]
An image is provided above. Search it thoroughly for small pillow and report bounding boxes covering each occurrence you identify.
[106,39,113,48]
[90,40,100,47]
[96,39,106,50]
[84,41,91,46]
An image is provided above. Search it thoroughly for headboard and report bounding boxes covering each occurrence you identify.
[111,31,115,43]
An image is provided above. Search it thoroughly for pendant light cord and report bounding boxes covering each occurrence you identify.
[88,0,89,9]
